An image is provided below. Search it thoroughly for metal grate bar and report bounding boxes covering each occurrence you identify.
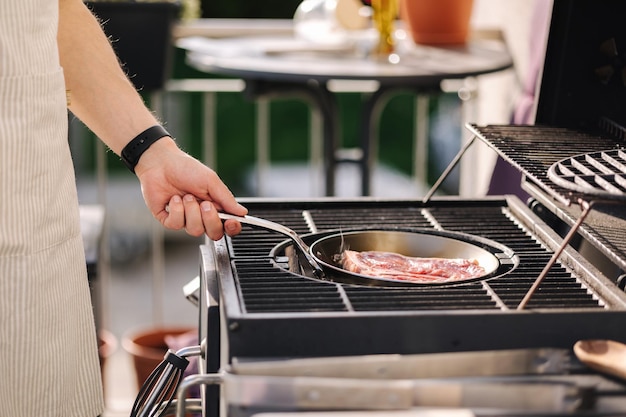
[424,206,602,309]
[306,207,432,231]
[234,259,347,313]
[550,150,626,198]
[344,285,497,310]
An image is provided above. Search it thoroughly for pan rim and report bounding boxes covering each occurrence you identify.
[271,227,518,287]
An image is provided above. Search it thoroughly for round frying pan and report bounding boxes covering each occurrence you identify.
[309,229,505,286]
[219,213,515,287]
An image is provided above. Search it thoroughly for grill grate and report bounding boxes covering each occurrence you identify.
[227,202,605,313]
[234,259,347,312]
[466,124,626,205]
[548,149,626,200]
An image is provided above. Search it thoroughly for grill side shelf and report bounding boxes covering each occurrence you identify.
[466,123,625,206]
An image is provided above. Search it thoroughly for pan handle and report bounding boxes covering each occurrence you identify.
[218,213,325,278]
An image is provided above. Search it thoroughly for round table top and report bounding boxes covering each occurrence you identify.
[179,31,513,87]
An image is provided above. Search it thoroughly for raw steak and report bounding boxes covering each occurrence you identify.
[341,250,486,283]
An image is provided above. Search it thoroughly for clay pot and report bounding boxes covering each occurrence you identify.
[400,0,474,45]
[122,326,196,390]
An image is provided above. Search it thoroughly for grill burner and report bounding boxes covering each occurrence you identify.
[229,201,594,312]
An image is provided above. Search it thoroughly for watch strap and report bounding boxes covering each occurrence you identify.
[120,125,170,173]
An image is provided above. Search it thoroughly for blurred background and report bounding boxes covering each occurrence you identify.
[71,0,543,415]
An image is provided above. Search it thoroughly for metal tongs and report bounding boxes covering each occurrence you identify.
[129,344,202,417]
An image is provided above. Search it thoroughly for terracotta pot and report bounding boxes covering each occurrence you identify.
[122,326,196,390]
[400,0,474,45]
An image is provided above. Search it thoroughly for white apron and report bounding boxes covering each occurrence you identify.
[0,1,104,416]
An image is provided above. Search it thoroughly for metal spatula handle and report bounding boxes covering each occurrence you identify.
[218,213,324,277]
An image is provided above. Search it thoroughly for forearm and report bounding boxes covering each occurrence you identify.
[57,0,162,155]
[57,0,247,237]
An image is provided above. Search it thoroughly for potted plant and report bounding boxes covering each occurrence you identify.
[399,0,474,45]
[85,0,199,91]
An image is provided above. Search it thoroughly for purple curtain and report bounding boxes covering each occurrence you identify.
[487,0,552,200]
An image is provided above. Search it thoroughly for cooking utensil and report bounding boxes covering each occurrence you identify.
[309,229,507,286]
[219,212,325,277]
[219,213,513,287]
[130,345,201,417]
[573,339,626,381]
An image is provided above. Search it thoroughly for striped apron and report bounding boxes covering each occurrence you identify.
[0,0,104,415]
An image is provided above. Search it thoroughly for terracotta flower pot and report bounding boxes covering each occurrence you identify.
[400,0,474,45]
[122,326,196,390]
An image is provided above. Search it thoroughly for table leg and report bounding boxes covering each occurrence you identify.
[202,91,217,170]
[413,94,430,187]
[256,98,270,196]
[313,83,340,197]
[360,87,443,196]
[359,87,397,196]
[243,80,340,196]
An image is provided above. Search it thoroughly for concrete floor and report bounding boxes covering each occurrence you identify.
[82,162,423,417]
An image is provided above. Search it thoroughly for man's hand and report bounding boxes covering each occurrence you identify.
[135,137,247,240]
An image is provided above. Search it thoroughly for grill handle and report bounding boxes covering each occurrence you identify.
[218,213,325,277]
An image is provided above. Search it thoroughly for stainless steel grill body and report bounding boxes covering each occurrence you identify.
[202,196,626,364]
[198,196,626,417]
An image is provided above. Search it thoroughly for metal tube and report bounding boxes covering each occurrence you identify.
[517,199,595,310]
[176,372,225,417]
[423,134,477,203]
[176,344,202,358]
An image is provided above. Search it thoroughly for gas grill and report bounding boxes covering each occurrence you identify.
[163,1,626,416]
[188,191,626,415]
